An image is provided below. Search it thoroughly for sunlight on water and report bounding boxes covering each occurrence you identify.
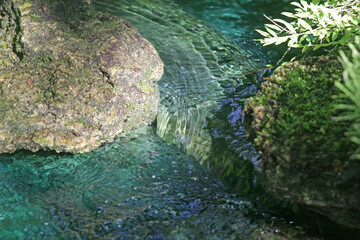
[0,127,258,239]
[93,0,264,163]
[0,0,298,239]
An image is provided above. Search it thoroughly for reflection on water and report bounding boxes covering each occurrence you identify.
[175,0,292,36]
[93,0,265,163]
[0,127,258,239]
[0,0,300,239]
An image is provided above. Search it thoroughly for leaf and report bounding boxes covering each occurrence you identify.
[265,24,282,31]
[334,104,359,111]
[325,36,330,43]
[255,29,270,37]
[273,19,296,33]
[302,44,310,53]
[275,36,289,45]
[339,34,351,46]
[300,0,308,8]
[299,34,308,44]
[332,29,339,41]
[347,26,358,33]
[282,12,295,18]
[334,114,359,121]
[265,26,277,37]
[298,19,312,31]
[263,37,278,46]
[350,153,360,160]
[335,81,357,103]
[350,136,360,145]
[312,0,320,4]
[290,2,302,8]
[313,44,322,51]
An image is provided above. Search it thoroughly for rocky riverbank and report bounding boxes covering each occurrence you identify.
[246,56,360,231]
[0,0,163,153]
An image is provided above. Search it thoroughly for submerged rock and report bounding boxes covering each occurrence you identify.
[0,0,163,153]
[246,57,360,230]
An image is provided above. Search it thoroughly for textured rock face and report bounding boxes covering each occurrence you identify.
[246,57,360,230]
[0,0,163,153]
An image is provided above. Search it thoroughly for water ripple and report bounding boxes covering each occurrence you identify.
[93,0,263,162]
[0,127,257,239]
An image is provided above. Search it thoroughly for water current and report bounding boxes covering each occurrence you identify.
[0,0,304,239]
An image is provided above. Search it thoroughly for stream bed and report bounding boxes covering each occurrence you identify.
[0,0,314,239]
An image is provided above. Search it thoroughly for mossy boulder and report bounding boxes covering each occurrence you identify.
[246,56,360,230]
[0,0,163,153]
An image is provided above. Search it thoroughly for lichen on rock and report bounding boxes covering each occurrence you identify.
[246,56,360,230]
[0,0,164,153]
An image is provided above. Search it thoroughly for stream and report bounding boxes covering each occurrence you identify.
[0,0,307,239]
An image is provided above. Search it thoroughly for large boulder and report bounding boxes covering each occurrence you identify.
[0,0,163,153]
[246,57,360,230]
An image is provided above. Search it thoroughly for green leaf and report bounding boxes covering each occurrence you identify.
[290,2,302,8]
[299,34,308,44]
[281,12,295,18]
[339,34,351,46]
[350,153,360,160]
[302,44,310,53]
[347,26,358,33]
[255,29,270,37]
[312,0,320,4]
[332,29,339,41]
[273,18,296,33]
[300,0,308,8]
[265,26,277,37]
[335,104,359,111]
[263,38,278,46]
[350,136,360,145]
[265,24,282,31]
[275,36,289,45]
[298,19,312,31]
[335,81,357,103]
[313,44,322,50]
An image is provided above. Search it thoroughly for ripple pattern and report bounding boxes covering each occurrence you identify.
[93,0,262,162]
[0,127,257,239]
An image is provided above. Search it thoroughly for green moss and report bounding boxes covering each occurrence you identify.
[101,21,117,31]
[29,14,42,22]
[136,80,152,93]
[248,57,355,173]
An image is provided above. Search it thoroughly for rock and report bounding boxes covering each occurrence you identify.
[0,0,163,153]
[246,57,360,230]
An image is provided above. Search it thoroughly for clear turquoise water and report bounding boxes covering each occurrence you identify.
[0,127,259,239]
[0,0,297,239]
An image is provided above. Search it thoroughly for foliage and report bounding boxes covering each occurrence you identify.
[335,43,360,159]
[254,0,360,159]
[247,57,355,171]
[255,0,360,54]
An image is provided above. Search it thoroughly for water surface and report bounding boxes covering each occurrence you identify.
[0,0,301,239]
[0,127,260,239]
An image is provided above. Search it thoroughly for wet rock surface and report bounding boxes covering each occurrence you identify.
[246,57,360,231]
[0,0,163,153]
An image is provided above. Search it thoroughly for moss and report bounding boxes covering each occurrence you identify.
[136,80,152,93]
[246,56,360,230]
[248,57,355,174]
[29,14,42,22]
[0,0,162,154]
